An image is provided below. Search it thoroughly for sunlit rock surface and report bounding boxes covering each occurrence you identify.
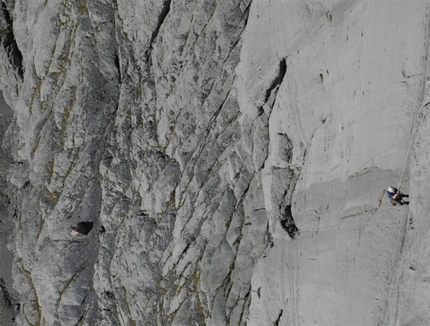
[0,0,430,325]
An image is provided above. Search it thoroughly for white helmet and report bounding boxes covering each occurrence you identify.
[387,186,396,193]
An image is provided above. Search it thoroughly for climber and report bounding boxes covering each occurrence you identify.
[387,186,409,206]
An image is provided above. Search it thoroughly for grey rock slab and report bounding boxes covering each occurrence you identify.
[0,90,17,326]
[1,0,430,325]
[242,0,430,325]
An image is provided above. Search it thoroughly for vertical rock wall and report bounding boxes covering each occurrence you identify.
[0,90,18,324]
[0,0,429,325]
[240,1,430,325]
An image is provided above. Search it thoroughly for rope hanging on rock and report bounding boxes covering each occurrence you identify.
[352,138,409,175]
[298,101,430,235]
[397,100,430,191]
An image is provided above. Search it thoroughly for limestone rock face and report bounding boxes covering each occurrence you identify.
[0,0,430,325]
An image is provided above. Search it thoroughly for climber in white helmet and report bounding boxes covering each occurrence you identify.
[387,186,409,206]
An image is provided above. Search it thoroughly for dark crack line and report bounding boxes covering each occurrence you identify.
[0,278,18,310]
[280,205,299,239]
[0,2,24,80]
[184,2,218,58]
[259,58,287,115]
[146,0,172,59]
[274,309,284,326]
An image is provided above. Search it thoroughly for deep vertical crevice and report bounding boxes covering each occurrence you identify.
[150,0,172,46]
[114,53,121,83]
[0,2,24,80]
[264,58,287,103]
[258,58,287,114]
[145,0,172,60]
[274,309,284,326]
[280,205,299,239]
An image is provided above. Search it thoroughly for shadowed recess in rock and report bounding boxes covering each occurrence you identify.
[146,0,172,59]
[0,278,18,323]
[274,309,284,326]
[0,2,24,80]
[280,205,299,239]
[258,58,287,115]
[70,222,94,237]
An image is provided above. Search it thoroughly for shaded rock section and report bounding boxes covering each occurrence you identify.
[0,89,18,325]
[1,0,429,326]
[70,222,94,237]
[280,205,299,239]
[0,2,23,80]
[259,58,287,116]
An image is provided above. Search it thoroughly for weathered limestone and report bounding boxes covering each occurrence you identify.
[0,90,18,324]
[0,0,430,325]
[240,1,430,325]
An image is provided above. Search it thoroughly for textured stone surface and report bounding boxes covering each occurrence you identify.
[0,0,430,325]
[0,90,18,325]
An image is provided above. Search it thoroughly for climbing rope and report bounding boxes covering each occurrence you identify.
[352,100,430,190]
[293,100,430,236]
[397,100,430,191]
[294,101,430,236]
[352,138,409,175]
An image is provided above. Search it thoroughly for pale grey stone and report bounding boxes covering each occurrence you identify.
[0,0,430,325]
